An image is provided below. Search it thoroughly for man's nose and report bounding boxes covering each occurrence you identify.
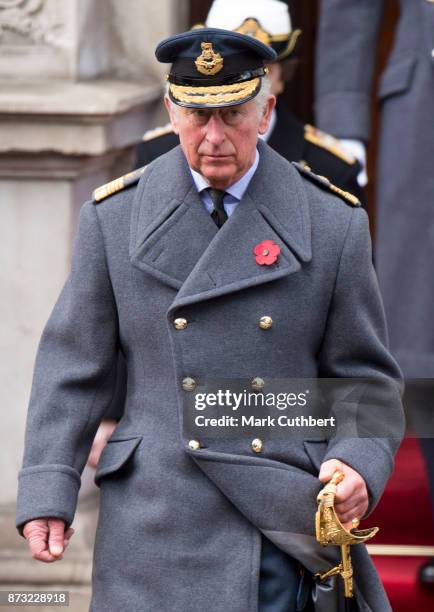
[205,114,226,146]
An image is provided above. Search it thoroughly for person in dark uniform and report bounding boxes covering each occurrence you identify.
[135,0,364,203]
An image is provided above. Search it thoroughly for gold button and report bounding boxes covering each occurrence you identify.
[251,377,265,391]
[188,439,201,450]
[182,377,196,391]
[259,316,273,330]
[251,438,263,453]
[174,318,188,330]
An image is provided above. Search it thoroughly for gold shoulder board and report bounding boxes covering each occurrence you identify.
[304,124,356,165]
[292,162,360,207]
[142,123,174,142]
[92,165,147,203]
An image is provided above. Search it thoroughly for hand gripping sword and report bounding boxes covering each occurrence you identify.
[315,470,379,598]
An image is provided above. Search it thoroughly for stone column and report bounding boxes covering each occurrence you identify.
[0,1,187,609]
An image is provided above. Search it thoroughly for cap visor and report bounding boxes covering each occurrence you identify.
[169,77,261,108]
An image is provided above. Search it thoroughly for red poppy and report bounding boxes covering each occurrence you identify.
[253,240,281,266]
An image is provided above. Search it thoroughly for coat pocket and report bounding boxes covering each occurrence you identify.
[378,56,417,101]
[94,436,142,487]
[303,439,328,473]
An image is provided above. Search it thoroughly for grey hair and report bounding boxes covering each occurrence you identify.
[253,75,271,117]
[165,75,271,119]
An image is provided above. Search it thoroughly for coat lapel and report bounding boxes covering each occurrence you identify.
[130,146,218,289]
[130,140,312,308]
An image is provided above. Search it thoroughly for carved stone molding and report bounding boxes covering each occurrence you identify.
[0,0,65,46]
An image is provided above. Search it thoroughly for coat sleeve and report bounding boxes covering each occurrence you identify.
[317,207,405,514]
[16,201,119,534]
[314,0,385,141]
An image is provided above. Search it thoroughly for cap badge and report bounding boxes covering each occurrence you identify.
[195,42,224,76]
[235,18,271,46]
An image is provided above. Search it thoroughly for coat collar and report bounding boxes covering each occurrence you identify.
[129,139,312,309]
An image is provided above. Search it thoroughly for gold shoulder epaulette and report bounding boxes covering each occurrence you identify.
[304,124,356,165]
[292,162,360,207]
[92,165,147,203]
[142,123,173,142]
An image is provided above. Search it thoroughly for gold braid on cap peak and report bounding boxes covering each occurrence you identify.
[235,18,273,46]
[234,18,302,61]
[170,78,260,105]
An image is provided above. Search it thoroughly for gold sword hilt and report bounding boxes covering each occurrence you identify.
[315,470,379,598]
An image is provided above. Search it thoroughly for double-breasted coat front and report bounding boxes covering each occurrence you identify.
[16,141,403,611]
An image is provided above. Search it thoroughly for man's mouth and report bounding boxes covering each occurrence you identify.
[201,154,233,161]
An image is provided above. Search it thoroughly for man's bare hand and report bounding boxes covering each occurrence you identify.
[23,518,74,563]
[319,459,369,530]
[87,418,117,468]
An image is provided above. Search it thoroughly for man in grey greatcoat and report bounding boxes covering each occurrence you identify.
[17,28,404,611]
[314,0,434,583]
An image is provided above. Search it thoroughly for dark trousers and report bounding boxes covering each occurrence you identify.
[258,536,312,612]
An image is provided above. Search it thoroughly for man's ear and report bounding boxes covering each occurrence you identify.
[258,95,276,135]
[164,95,179,135]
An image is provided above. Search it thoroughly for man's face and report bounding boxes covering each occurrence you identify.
[165,93,275,190]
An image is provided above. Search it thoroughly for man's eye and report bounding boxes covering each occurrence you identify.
[190,110,209,122]
[223,109,244,123]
